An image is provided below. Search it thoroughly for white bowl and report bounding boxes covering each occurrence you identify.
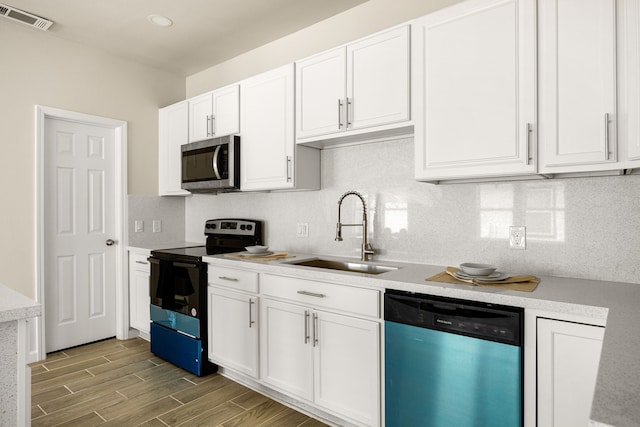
[245,245,269,254]
[459,263,497,276]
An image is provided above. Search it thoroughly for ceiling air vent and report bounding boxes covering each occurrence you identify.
[0,3,53,30]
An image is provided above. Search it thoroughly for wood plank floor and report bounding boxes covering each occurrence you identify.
[30,337,328,427]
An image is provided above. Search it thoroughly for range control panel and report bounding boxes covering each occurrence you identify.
[204,219,261,237]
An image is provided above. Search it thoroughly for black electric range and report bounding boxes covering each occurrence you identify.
[148,218,263,376]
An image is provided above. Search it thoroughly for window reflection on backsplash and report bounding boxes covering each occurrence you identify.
[479,181,566,242]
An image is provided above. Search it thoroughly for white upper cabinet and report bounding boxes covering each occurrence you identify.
[241,64,320,191]
[188,84,240,143]
[158,100,190,196]
[413,0,537,182]
[538,0,618,174]
[619,0,640,167]
[296,25,411,145]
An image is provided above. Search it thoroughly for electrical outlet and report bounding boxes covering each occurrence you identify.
[134,220,144,233]
[509,226,526,249]
[296,222,309,238]
[152,220,162,233]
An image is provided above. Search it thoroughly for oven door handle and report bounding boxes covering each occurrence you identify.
[212,144,222,180]
[174,261,200,269]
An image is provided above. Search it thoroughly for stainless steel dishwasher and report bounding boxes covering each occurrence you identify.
[384,289,523,427]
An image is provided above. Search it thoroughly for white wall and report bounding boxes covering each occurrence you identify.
[186,139,640,285]
[0,22,184,298]
[186,0,462,96]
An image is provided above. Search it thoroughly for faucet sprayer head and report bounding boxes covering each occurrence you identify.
[335,223,343,241]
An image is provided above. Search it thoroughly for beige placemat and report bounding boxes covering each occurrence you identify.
[224,251,294,262]
[426,267,540,292]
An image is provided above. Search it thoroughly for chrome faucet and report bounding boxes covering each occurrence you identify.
[335,191,375,261]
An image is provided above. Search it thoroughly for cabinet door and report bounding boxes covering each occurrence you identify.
[414,0,537,181]
[128,253,150,335]
[539,0,617,171]
[314,311,380,427]
[212,85,240,137]
[188,92,214,143]
[347,25,410,131]
[537,318,604,427]
[296,48,346,139]
[208,287,258,378]
[240,64,295,191]
[158,101,189,196]
[260,298,313,401]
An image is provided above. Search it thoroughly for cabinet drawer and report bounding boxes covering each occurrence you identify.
[130,252,150,273]
[261,274,380,318]
[208,265,259,293]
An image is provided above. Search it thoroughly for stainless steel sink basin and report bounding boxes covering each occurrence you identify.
[288,258,399,275]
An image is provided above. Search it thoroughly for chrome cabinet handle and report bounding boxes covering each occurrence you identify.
[304,310,310,344]
[604,113,610,160]
[297,290,325,298]
[286,156,292,182]
[346,97,353,128]
[105,239,115,246]
[211,115,216,136]
[248,298,255,328]
[313,313,319,347]
[135,260,147,265]
[526,123,533,165]
[338,99,344,129]
[206,115,211,137]
[212,145,222,180]
[218,276,238,282]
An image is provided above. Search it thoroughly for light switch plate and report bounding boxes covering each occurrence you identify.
[134,220,144,233]
[296,222,309,238]
[152,220,162,233]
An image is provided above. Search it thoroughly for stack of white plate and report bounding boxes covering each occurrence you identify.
[455,263,508,282]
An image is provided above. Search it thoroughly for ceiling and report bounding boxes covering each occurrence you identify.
[4,0,367,77]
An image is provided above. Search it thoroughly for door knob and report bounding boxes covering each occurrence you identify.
[106,239,116,246]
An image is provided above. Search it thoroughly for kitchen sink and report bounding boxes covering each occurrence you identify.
[287,258,399,275]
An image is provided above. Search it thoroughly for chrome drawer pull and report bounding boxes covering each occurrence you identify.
[218,276,239,282]
[313,313,319,347]
[297,290,325,298]
[135,260,147,265]
[249,298,255,328]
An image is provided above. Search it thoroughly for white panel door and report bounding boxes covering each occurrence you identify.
[537,318,605,427]
[539,0,617,170]
[347,25,410,130]
[414,0,537,181]
[208,286,259,378]
[158,100,189,196]
[260,298,313,401]
[296,47,347,139]
[44,118,117,352]
[212,84,240,137]
[240,64,295,191]
[314,311,380,427]
[188,92,213,143]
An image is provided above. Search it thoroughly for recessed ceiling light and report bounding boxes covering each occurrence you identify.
[147,14,173,27]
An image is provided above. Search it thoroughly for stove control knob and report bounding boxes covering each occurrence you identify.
[247,224,253,231]
[240,224,246,230]
[191,307,197,317]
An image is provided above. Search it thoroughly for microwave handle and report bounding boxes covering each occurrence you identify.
[212,144,222,180]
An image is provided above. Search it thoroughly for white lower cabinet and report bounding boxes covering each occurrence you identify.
[207,286,259,378]
[537,318,605,427]
[207,265,259,378]
[260,274,381,427]
[128,250,150,337]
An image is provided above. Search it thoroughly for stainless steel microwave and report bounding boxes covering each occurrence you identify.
[181,135,240,192]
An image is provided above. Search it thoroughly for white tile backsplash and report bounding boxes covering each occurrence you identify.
[128,195,185,247]
[184,137,640,284]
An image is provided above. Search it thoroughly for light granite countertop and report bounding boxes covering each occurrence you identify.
[203,252,639,427]
[0,283,41,323]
